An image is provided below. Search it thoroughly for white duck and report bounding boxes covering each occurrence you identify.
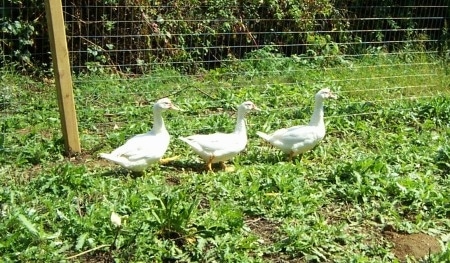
[256,88,337,161]
[179,101,259,172]
[99,98,180,172]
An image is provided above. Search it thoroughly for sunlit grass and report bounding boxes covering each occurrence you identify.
[1,53,449,262]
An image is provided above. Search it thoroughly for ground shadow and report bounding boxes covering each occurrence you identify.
[160,159,206,173]
[99,167,146,179]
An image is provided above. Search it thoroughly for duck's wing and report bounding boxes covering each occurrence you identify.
[270,125,317,145]
[109,133,167,159]
[267,124,306,140]
[183,132,240,152]
[109,134,147,156]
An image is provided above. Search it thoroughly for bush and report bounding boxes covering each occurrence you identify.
[1,0,447,74]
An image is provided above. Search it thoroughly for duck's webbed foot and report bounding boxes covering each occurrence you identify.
[159,155,180,164]
[206,156,214,172]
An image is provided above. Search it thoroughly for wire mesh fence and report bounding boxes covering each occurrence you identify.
[1,1,449,153]
[63,2,447,74]
[56,1,449,137]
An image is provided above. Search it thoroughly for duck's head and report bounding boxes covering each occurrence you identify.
[315,88,337,101]
[154,98,181,111]
[238,101,260,114]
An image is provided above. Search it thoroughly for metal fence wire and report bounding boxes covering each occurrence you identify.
[62,2,447,74]
[1,1,449,149]
[56,2,448,133]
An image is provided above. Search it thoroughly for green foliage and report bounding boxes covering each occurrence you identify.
[0,0,47,72]
[149,189,199,243]
[61,0,342,74]
[0,71,62,166]
[435,144,450,177]
[1,54,449,262]
[2,1,447,74]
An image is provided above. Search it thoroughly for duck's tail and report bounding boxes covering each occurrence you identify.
[179,136,201,150]
[99,153,128,166]
[256,131,272,142]
[178,136,191,146]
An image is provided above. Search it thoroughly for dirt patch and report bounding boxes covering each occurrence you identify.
[246,216,281,245]
[383,230,441,262]
[26,164,43,182]
[69,152,108,167]
[77,250,114,263]
[245,217,305,262]
[160,159,208,173]
[165,175,181,185]
[246,215,294,262]
[262,254,306,263]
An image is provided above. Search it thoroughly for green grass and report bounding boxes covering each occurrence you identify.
[1,52,450,262]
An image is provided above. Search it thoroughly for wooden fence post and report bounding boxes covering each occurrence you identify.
[44,0,81,154]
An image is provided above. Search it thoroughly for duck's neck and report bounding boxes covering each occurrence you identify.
[233,110,247,135]
[152,109,167,133]
[309,99,325,127]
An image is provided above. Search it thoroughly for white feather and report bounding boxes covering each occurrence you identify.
[180,101,259,168]
[99,98,179,172]
[257,88,337,159]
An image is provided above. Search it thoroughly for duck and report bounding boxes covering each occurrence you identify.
[179,101,260,172]
[99,98,180,172]
[256,88,337,161]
